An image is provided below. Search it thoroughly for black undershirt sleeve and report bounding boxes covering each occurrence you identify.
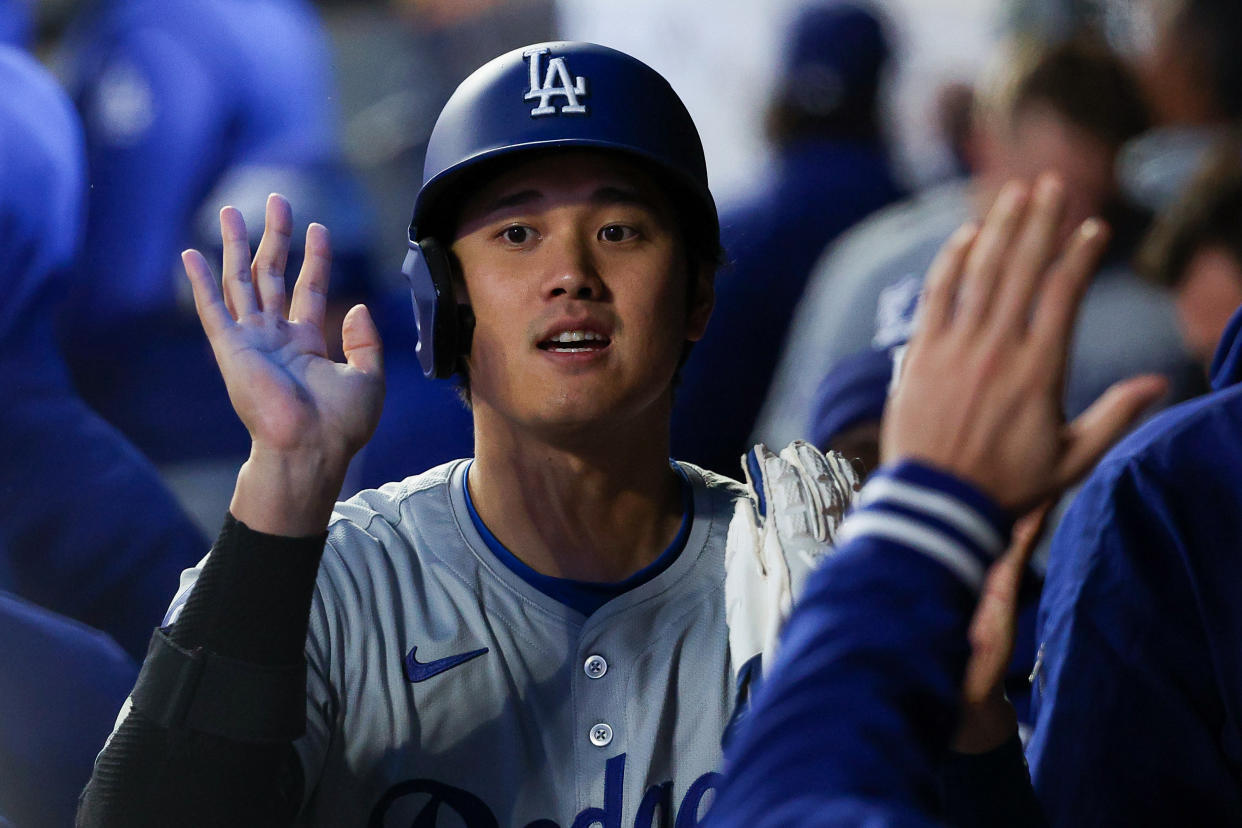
[77,513,327,827]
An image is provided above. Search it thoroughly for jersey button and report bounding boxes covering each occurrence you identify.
[583,655,608,679]
[589,722,613,747]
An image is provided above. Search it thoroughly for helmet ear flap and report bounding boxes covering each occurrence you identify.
[401,237,470,379]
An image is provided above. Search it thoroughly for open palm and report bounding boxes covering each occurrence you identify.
[182,195,384,472]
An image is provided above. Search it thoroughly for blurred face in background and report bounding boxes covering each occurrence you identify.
[1175,244,1242,368]
[974,101,1116,247]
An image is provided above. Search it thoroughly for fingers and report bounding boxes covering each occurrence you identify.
[956,182,1029,326]
[181,248,234,339]
[989,175,1065,335]
[1031,217,1110,356]
[251,194,292,314]
[290,223,332,328]
[1055,374,1169,488]
[219,206,257,319]
[916,221,978,335]
[1007,501,1052,574]
[341,304,384,380]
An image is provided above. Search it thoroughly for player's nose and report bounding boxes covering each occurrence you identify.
[542,231,605,301]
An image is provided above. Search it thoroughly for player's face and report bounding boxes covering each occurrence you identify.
[978,103,1115,247]
[451,150,712,436]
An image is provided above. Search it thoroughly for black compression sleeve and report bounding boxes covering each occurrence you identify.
[168,513,325,660]
[77,514,327,827]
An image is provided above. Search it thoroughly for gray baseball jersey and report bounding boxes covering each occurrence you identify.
[159,459,744,826]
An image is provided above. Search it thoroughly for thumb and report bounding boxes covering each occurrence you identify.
[1055,373,1168,489]
[342,303,384,379]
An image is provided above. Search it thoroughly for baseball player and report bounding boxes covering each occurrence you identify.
[78,42,859,826]
[709,176,1168,825]
[1026,301,1242,825]
[1026,151,1242,823]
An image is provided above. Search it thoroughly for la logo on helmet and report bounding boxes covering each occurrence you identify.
[523,47,588,117]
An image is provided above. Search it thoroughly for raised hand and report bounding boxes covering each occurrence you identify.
[882,174,1167,513]
[181,194,385,535]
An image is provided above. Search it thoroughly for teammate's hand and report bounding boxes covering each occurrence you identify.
[881,174,1167,513]
[951,503,1049,753]
[181,194,385,535]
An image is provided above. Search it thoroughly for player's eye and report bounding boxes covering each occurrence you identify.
[599,224,637,243]
[501,225,536,245]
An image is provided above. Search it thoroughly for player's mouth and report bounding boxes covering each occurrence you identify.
[537,329,612,353]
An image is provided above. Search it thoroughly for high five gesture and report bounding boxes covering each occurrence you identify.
[180,194,385,536]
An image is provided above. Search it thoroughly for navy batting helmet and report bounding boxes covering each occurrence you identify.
[401,41,719,379]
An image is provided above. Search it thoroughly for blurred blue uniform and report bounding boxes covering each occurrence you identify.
[0,0,30,47]
[710,462,1030,826]
[671,3,902,476]
[58,0,374,464]
[0,591,137,828]
[1028,303,1242,825]
[0,45,206,660]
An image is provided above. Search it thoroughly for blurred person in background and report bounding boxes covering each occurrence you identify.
[0,39,206,662]
[1029,216,1242,826]
[1136,141,1242,372]
[1114,0,1242,212]
[669,1,903,477]
[55,0,377,529]
[0,39,204,826]
[756,35,1195,449]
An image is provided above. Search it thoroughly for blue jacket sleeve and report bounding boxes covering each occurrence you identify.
[1028,436,1242,826]
[709,462,1011,826]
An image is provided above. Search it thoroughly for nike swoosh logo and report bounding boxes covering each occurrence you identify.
[403,645,489,683]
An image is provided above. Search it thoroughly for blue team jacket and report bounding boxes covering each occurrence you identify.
[1028,304,1242,825]
[0,46,206,661]
[710,461,1019,825]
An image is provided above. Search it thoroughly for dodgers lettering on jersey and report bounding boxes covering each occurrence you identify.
[162,460,744,825]
[372,754,722,826]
